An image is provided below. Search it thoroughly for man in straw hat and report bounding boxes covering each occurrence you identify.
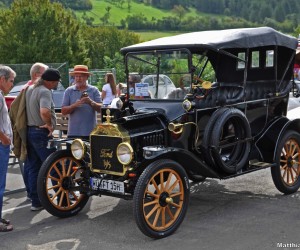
[61,65,101,140]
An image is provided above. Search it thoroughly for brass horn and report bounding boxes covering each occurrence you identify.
[168,122,183,134]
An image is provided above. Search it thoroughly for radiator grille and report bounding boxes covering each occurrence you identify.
[142,132,164,146]
[90,135,124,175]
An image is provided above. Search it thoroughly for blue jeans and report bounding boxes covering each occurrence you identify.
[0,143,10,219]
[22,158,30,198]
[26,127,55,207]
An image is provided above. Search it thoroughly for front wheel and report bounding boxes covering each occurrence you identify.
[271,130,300,194]
[133,159,190,239]
[37,150,89,218]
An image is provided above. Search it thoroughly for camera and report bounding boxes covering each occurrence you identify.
[81,91,88,98]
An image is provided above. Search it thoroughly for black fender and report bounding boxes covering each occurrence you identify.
[48,138,75,148]
[255,117,300,162]
[272,118,300,161]
[143,146,220,178]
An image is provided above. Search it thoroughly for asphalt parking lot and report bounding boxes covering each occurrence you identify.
[2,155,300,250]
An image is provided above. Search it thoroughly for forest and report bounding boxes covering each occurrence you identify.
[1,0,300,33]
[0,0,299,83]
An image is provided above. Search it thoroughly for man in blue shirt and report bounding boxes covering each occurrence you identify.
[62,65,101,140]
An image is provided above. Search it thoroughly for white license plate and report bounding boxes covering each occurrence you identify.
[90,178,124,194]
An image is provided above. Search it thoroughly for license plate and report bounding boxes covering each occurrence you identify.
[90,178,124,194]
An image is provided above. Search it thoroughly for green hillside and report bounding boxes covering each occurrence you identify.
[76,0,208,27]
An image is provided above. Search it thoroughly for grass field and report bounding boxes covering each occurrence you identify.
[77,0,200,27]
[75,1,200,41]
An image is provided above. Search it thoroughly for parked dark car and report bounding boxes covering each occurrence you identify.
[5,81,65,111]
[37,27,300,238]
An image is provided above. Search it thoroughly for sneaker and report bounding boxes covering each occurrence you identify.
[0,223,13,232]
[30,206,44,211]
[0,218,10,225]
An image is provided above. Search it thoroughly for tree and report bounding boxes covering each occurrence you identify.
[172,5,186,22]
[258,3,272,22]
[84,26,140,80]
[274,4,285,23]
[0,0,88,65]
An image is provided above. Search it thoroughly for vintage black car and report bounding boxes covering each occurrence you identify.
[38,27,300,238]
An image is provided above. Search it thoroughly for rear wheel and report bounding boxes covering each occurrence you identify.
[271,130,300,194]
[133,159,190,238]
[37,150,89,218]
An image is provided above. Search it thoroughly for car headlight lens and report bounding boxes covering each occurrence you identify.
[71,139,85,160]
[110,98,123,110]
[182,99,192,111]
[115,98,123,109]
[117,142,133,165]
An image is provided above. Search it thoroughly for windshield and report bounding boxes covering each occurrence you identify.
[125,49,192,100]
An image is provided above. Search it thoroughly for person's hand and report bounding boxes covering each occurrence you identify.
[0,134,11,145]
[80,96,93,105]
[40,124,54,137]
[73,99,85,107]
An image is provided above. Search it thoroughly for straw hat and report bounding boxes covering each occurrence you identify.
[69,65,92,76]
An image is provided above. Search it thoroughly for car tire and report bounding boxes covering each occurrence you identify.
[271,130,300,194]
[205,107,251,174]
[37,150,89,218]
[201,107,230,168]
[133,159,190,239]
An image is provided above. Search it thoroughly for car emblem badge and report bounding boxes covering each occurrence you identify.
[100,149,113,158]
[103,159,111,169]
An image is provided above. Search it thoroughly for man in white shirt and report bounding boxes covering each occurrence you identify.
[0,65,16,232]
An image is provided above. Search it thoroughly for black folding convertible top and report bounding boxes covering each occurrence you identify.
[121,27,298,54]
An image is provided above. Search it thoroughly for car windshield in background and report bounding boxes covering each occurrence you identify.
[126,49,191,100]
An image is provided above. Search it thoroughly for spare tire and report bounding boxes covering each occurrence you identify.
[201,107,230,168]
[210,108,251,174]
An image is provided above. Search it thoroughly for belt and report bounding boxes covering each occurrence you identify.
[27,126,47,130]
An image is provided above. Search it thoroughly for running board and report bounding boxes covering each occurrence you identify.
[222,161,276,179]
[249,161,275,168]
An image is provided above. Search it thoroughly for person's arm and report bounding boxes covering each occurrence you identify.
[61,100,82,115]
[40,107,54,136]
[101,90,106,101]
[61,88,83,115]
[80,96,102,112]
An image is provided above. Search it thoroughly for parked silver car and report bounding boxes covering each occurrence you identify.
[5,81,65,111]
[141,74,176,98]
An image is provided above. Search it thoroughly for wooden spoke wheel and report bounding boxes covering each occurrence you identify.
[272,130,300,194]
[37,150,89,218]
[279,139,300,185]
[134,159,189,239]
